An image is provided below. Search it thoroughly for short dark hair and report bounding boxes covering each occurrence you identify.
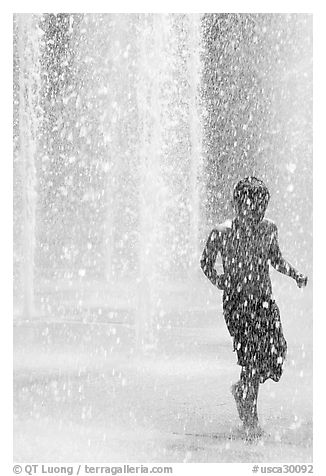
[233,176,270,217]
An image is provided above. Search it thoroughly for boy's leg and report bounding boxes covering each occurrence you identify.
[231,379,245,422]
[240,367,260,428]
[251,372,260,424]
[231,366,253,423]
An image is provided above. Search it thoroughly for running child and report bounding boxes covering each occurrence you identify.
[200,176,308,438]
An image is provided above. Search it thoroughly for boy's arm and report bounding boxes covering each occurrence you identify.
[200,229,224,289]
[269,223,307,288]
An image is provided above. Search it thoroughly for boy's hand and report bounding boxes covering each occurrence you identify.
[295,273,308,288]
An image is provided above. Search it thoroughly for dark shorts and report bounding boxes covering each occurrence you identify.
[223,293,287,383]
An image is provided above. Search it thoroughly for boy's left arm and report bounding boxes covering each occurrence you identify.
[200,229,224,290]
[269,223,308,288]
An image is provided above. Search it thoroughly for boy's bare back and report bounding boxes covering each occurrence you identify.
[202,217,282,298]
[201,216,307,298]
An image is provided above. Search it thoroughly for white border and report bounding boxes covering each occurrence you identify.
[3,1,318,14]
[2,5,324,475]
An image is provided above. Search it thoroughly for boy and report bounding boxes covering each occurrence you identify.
[200,176,307,438]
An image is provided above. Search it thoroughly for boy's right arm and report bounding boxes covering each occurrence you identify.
[200,229,224,289]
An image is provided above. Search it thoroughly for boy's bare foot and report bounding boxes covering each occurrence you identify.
[231,383,245,421]
[243,419,264,441]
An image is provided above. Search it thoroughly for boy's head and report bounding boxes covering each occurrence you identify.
[232,176,270,223]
